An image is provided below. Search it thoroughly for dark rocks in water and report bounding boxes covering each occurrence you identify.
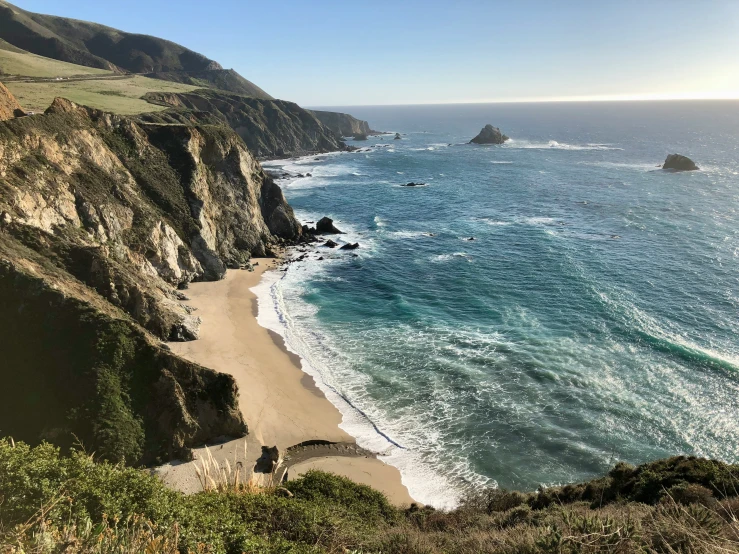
[340,242,359,250]
[254,445,280,473]
[323,239,338,248]
[470,124,509,145]
[316,216,343,234]
[353,133,368,141]
[663,154,699,171]
[400,182,427,187]
[394,133,402,140]
[466,237,475,241]
[306,172,312,177]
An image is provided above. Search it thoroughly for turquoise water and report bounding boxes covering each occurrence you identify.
[261,101,739,507]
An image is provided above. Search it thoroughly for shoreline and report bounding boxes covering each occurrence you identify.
[154,259,415,506]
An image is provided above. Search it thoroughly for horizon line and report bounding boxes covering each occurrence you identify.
[308,94,739,109]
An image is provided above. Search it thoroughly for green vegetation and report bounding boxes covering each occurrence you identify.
[2,440,738,553]
[5,74,198,114]
[0,258,244,466]
[0,48,113,78]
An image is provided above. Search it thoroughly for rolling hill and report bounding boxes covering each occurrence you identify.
[0,0,271,98]
[0,0,217,73]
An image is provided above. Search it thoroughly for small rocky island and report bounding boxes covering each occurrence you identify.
[470,124,509,144]
[663,154,699,171]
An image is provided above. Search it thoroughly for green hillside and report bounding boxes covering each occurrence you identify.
[0,46,113,78]
[0,0,218,73]
[6,74,198,114]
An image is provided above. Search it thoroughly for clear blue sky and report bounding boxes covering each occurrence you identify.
[15,0,739,106]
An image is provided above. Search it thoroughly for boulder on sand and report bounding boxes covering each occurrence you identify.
[662,154,699,171]
[254,446,280,473]
[469,124,509,145]
[316,216,343,234]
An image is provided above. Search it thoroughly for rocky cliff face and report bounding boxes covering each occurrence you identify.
[142,89,349,158]
[0,81,22,120]
[310,110,373,138]
[0,97,300,464]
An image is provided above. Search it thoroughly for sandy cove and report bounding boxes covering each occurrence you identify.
[154,259,414,506]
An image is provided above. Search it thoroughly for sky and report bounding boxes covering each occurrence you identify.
[14,0,739,106]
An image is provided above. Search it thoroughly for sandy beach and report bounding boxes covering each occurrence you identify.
[155,260,414,505]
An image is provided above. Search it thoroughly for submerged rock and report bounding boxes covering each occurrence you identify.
[316,216,343,234]
[394,133,402,140]
[663,154,699,171]
[400,182,427,187]
[470,124,509,145]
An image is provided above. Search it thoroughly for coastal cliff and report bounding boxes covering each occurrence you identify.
[0,95,301,464]
[142,89,347,158]
[311,109,374,138]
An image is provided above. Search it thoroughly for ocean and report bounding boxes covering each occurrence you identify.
[259,101,739,508]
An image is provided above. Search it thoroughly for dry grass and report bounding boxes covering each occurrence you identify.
[193,443,285,495]
[1,511,184,554]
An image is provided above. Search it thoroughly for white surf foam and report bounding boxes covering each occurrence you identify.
[503,139,623,151]
[252,260,466,508]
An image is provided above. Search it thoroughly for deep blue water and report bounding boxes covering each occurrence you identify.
[261,101,739,507]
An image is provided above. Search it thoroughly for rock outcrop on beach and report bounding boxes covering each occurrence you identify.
[311,110,374,138]
[142,89,348,158]
[0,96,303,464]
[663,154,699,171]
[470,124,509,145]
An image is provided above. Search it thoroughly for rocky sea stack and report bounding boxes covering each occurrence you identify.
[470,124,509,145]
[663,154,699,171]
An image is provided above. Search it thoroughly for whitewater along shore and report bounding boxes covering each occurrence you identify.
[154,259,414,505]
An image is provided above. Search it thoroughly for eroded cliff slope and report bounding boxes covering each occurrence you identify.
[0,95,301,464]
[142,89,349,158]
[311,109,374,138]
